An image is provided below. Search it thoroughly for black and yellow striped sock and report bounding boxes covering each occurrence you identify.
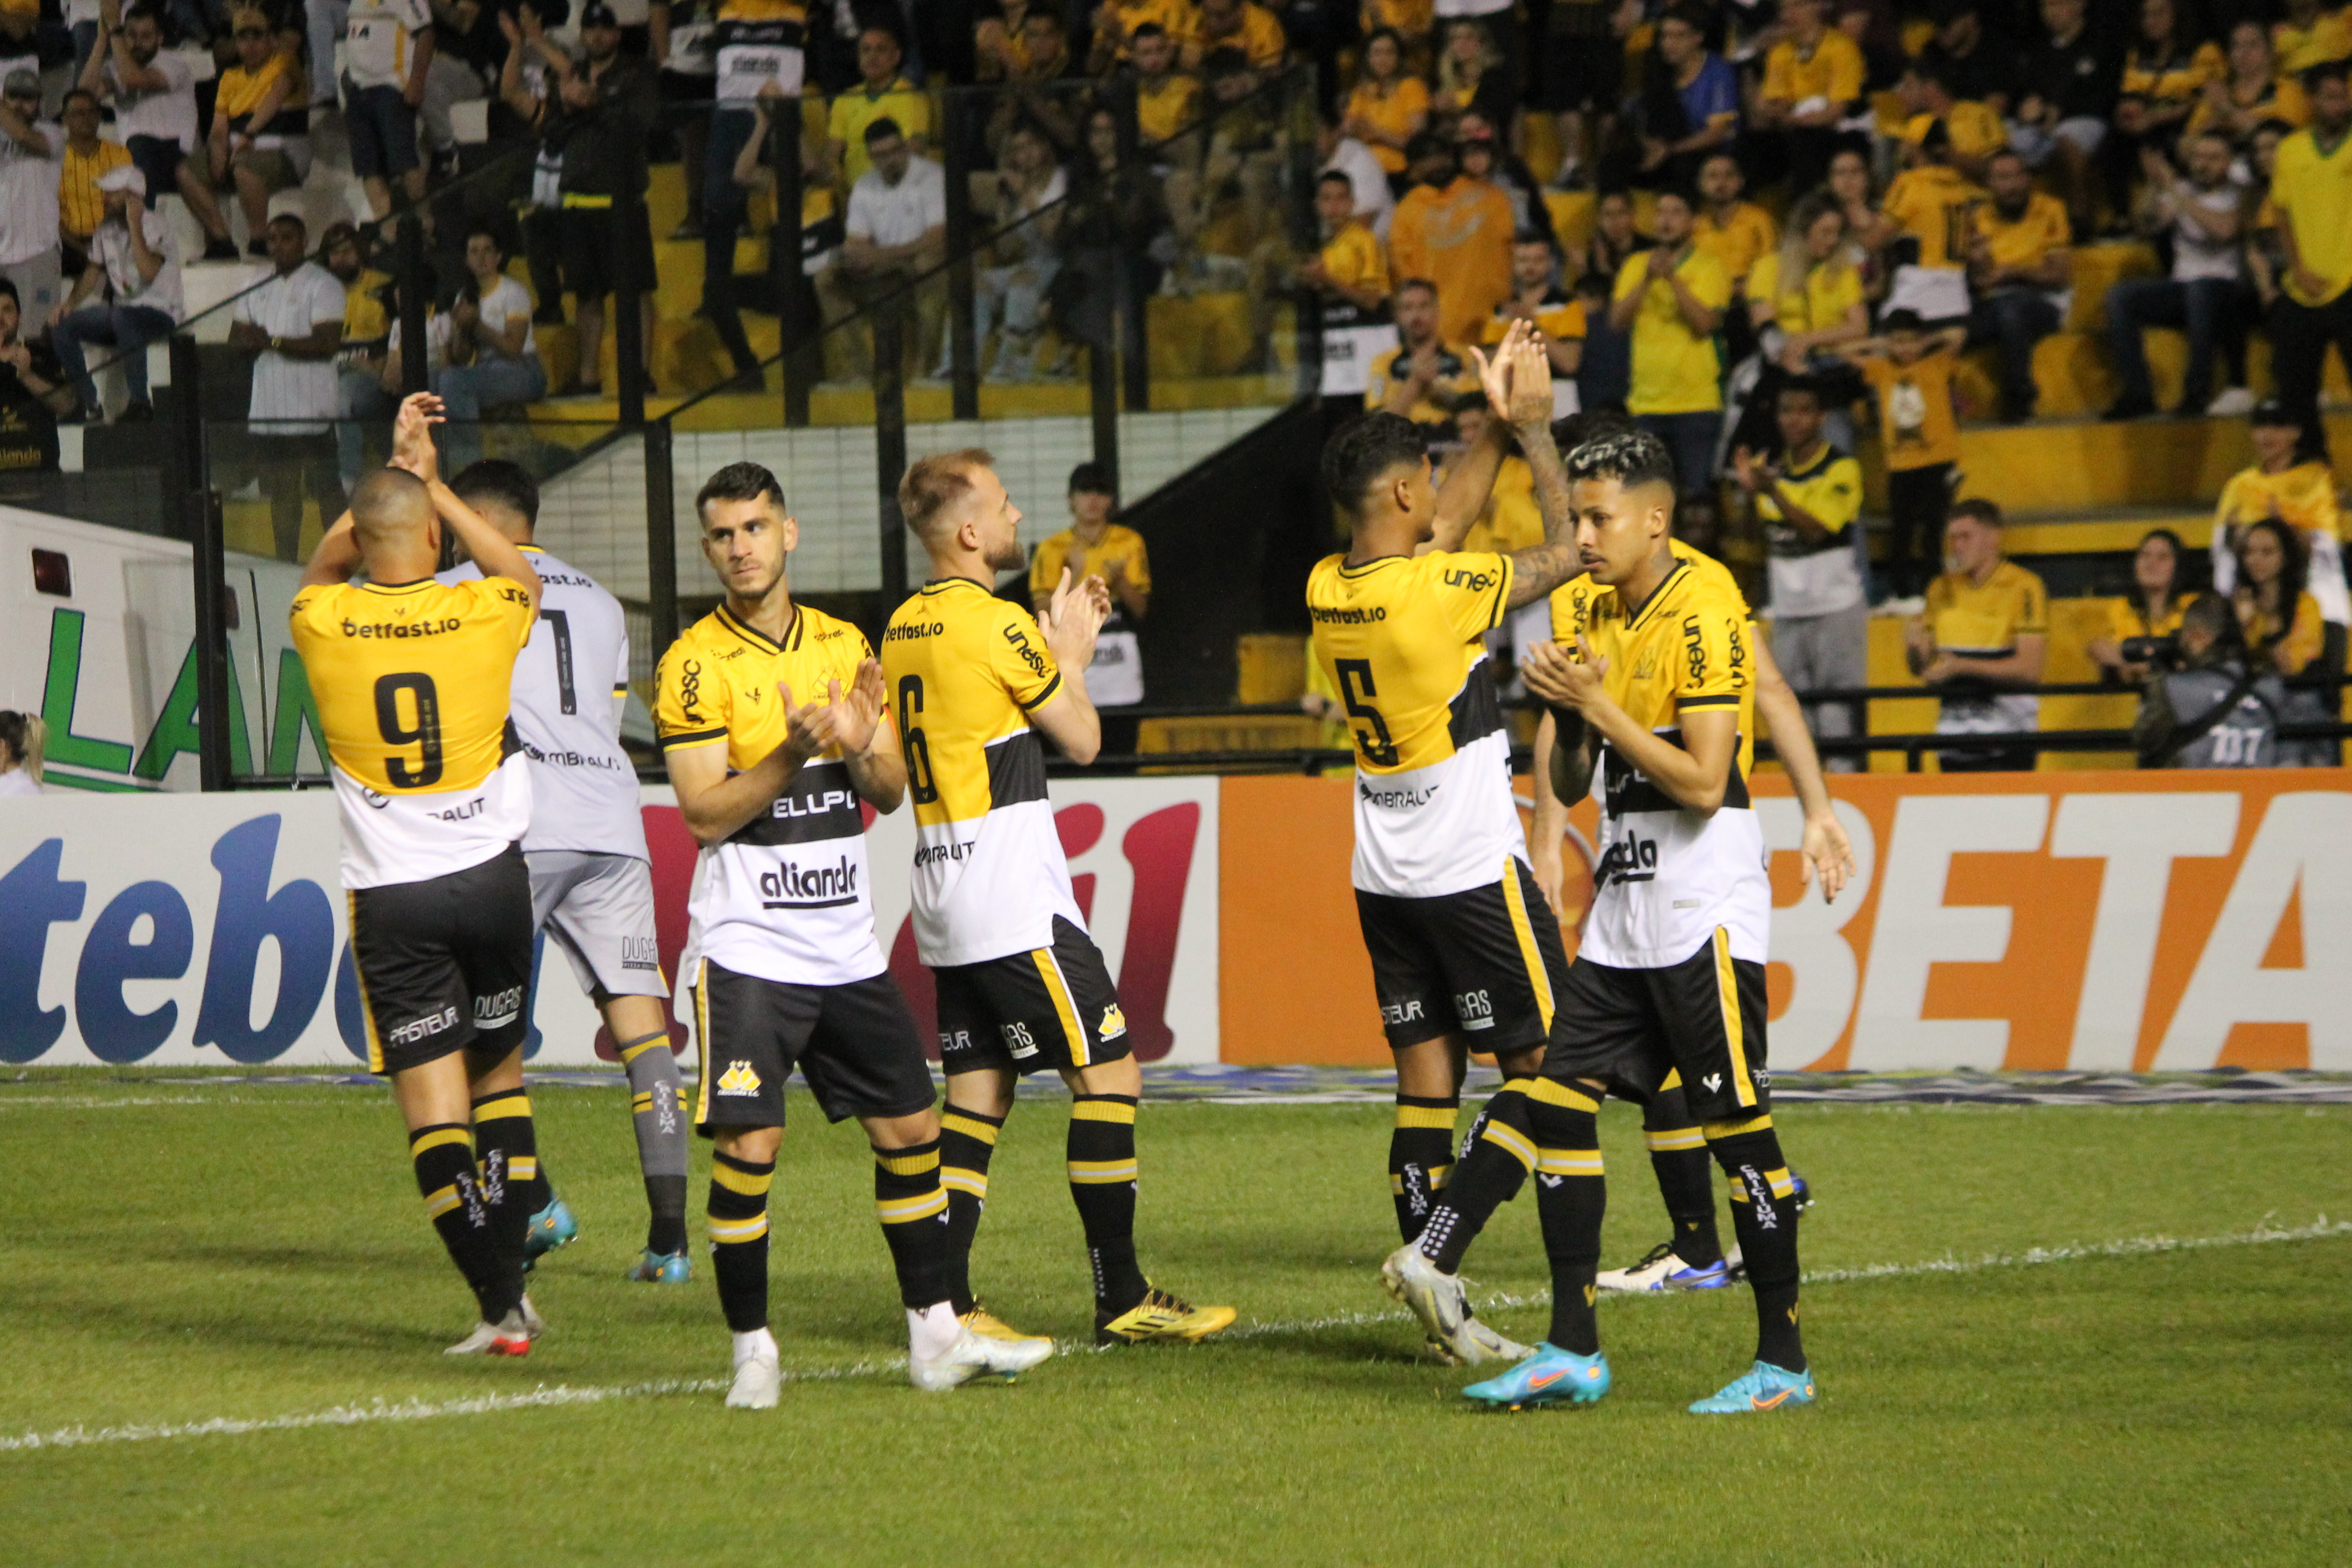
[1390,1093,1460,1244]
[1416,1081,1539,1273]
[939,1106,1003,1315]
[409,1122,515,1322]
[1066,1094,1147,1314]
[619,1031,690,1255]
[1709,1115,1805,1372]
[1527,1084,1607,1355]
[873,1137,955,1310]
[1645,1084,1721,1268]
[470,1090,538,1287]
[706,1149,774,1333]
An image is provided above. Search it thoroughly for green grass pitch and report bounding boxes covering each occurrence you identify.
[3,1075,2348,1566]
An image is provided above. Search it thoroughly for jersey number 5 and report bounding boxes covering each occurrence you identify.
[375,672,444,787]
[1334,658,1400,767]
[897,674,939,804]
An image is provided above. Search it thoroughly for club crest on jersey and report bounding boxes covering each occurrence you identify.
[1099,1003,1128,1041]
[716,1060,761,1097]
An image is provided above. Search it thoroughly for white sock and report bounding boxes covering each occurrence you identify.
[906,1301,960,1360]
[732,1326,777,1367]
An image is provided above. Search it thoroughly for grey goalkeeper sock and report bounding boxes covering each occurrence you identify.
[618,1030,690,1254]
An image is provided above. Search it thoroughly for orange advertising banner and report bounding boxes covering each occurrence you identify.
[1219,770,2352,1072]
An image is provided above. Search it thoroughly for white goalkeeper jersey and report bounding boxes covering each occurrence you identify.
[444,546,649,862]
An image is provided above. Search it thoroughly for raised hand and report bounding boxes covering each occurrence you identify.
[1039,566,1109,671]
[1468,319,1524,422]
[390,391,444,481]
[1504,330,1551,428]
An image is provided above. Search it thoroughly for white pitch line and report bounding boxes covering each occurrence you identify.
[5,1217,2344,1455]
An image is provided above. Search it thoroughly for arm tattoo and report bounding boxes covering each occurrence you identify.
[1504,422,1584,607]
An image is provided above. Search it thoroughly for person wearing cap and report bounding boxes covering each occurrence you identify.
[0,66,62,333]
[227,212,347,562]
[545,3,659,400]
[1386,131,1512,348]
[1031,461,1151,752]
[78,3,239,261]
[50,161,181,423]
[208,7,311,259]
[56,88,127,277]
[2212,398,2348,634]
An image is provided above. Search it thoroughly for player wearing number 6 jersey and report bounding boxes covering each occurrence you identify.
[881,448,1233,1348]
[1311,328,1594,1365]
[439,460,690,1287]
[655,461,1049,1407]
[288,393,548,1358]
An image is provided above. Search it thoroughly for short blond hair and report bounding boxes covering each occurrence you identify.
[897,448,994,543]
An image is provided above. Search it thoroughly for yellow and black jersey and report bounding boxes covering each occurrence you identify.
[1549,537,1749,649]
[1306,549,1525,900]
[879,576,1087,968]
[1923,559,2047,738]
[289,575,535,890]
[1566,558,1770,972]
[655,602,886,989]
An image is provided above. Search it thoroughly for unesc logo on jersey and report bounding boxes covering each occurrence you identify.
[716,1060,761,1096]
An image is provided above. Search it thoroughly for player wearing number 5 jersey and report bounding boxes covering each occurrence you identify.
[882,448,1233,1348]
[289,393,548,1359]
[655,461,1048,1407]
[1310,325,1593,1366]
[439,460,690,1288]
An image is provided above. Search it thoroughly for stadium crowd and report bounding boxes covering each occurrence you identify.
[0,0,2340,769]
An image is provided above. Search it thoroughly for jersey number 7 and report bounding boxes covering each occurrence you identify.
[1334,658,1400,767]
[375,672,444,787]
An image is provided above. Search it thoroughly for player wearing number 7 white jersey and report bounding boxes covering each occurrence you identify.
[439,460,693,1287]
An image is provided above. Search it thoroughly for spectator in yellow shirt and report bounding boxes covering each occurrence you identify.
[1481,233,1584,417]
[1827,308,1967,596]
[1692,150,1777,299]
[1755,0,1866,189]
[1303,170,1397,399]
[2190,20,2309,143]
[1905,499,2049,771]
[2273,0,2352,76]
[56,88,129,273]
[1964,149,2072,421]
[1364,276,1480,435]
[2233,515,2327,678]
[1877,118,1987,325]
[2267,61,2352,459]
[1609,186,1731,499]
[2212,398,2348,627]
[1128,24,1202,145]
[1342,28,1428,175]
[1087,0,1200,70]
[1182,0,1287,72]
[1386,133,1514,347]
[827,27,929,187]
[2088,527,2196,683]
[1727,189,1867,459]
[1032,461,1152,731]
[1898,58,2008,180]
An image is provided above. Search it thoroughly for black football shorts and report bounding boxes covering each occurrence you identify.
[932,916,1135,1076]
[1354,857,1572,1053]
[692,962,940,1131]
[348,844,535,1076]
[1541,928,1772,1124]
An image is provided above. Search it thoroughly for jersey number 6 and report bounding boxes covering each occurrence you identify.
[1334,658,1400,767]
[374,672,445,788]
[897,674,939,805]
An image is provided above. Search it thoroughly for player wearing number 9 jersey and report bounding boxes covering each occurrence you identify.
[883,447,1233,1348]
[288,393,548,1358]
[1309,325,1598,1368]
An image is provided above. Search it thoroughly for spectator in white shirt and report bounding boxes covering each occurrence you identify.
[0,69,61,331]
[342,0,437,220]
[78,4,239,260]
[50,163,181,422]
[229,213,347,560]
[431,227,545,470]
[2105,129,2248,420]
[824,114,947,379]
[1315,106,1395,241]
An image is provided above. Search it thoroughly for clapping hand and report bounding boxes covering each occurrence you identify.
[390,391,444,482]
[1521,635,1609,712]
[780,679,849,764]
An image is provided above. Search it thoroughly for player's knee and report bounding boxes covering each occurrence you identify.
[864,1107,941,1151]
[1066,1054,1141,1099]
[715,1124,782,1165]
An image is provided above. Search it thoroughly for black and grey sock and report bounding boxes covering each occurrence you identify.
[618,1030,689,1255]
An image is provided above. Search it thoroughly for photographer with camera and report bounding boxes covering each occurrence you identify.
[2135,592,2290,769]
[2089,527,2195,684]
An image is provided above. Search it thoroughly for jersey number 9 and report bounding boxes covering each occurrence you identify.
[897,674,939,805]
[374,672,445,787]
[1335,658,1400,767]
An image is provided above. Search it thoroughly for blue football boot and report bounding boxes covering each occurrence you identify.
[625,1248,692,1284]
[1689,1360,1817,1414]
[1462,1344,1612,1409]
[522,1196,579,1272]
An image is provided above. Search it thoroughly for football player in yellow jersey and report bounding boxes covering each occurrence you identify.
[289,394,549,1358]
[655,462,1050,1405]
[1310,327,1589,1365]
[1531,411,1851,1297]
[884,448,1233,1347]
[1394,421,1822,1415]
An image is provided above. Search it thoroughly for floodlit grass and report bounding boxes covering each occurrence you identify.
[2,1076,2347,1566]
